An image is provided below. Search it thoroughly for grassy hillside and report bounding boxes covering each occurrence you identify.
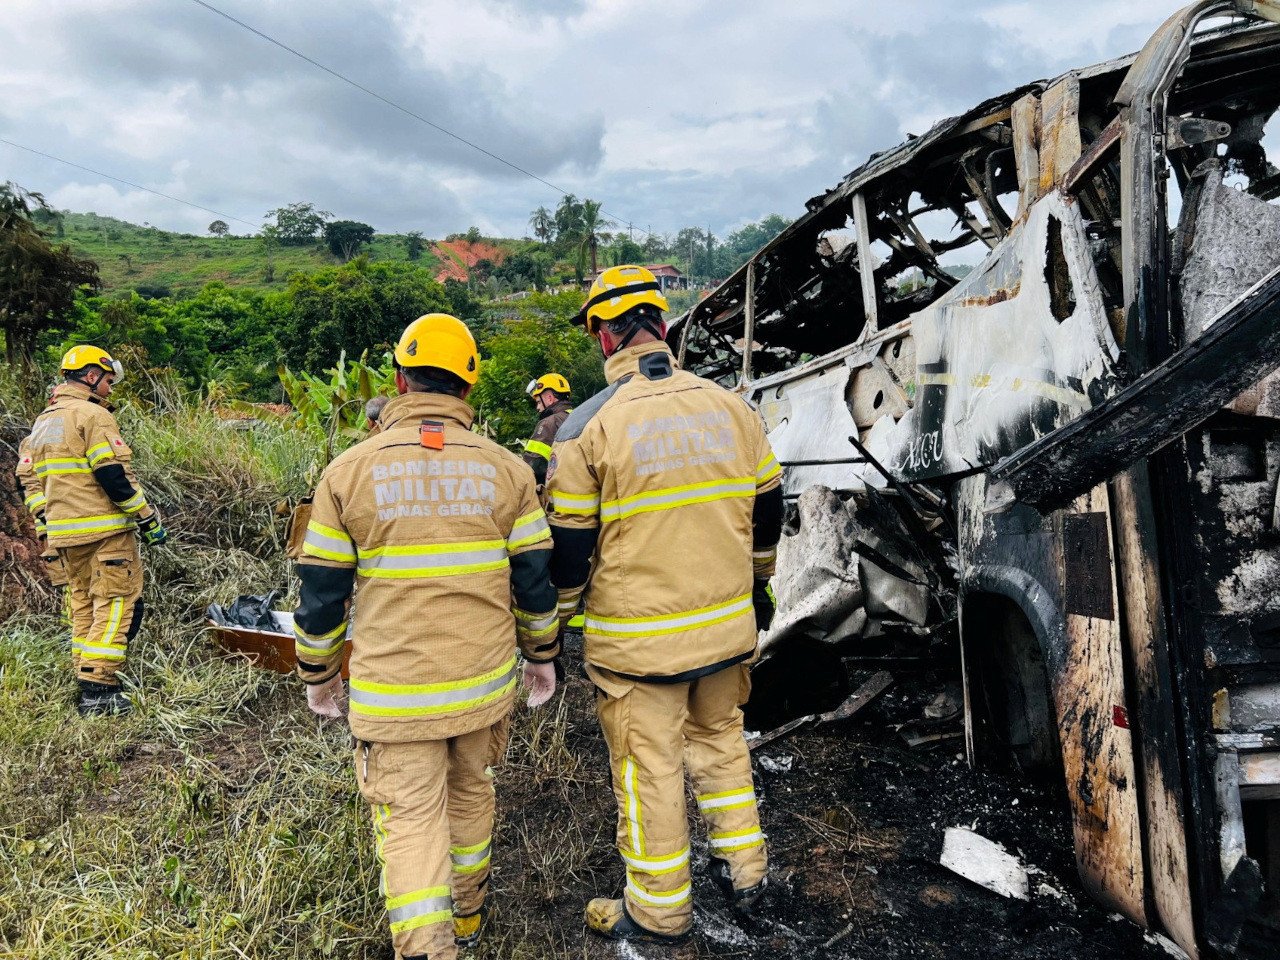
[54,212,530,297]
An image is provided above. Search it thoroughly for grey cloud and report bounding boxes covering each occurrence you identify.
[0,1,1182,240]
[52,0,603,178]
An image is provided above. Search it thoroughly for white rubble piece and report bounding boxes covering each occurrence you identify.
[1144,931,1193,960]
[939,827,1031,901]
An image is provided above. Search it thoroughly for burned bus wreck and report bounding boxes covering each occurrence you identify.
[672,3,1280,956]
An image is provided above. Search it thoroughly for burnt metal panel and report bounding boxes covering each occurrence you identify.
[988,265,1280,512]
[1063,512,1116,620]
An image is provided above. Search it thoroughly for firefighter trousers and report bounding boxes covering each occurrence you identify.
[589,661,767,936]
[355,716,510,960]
[58,531,144,686]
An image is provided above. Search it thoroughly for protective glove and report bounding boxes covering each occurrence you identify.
[752,579,776,632]
[136,514,168,547]
[522,659,558,709]
[306,674,347,719]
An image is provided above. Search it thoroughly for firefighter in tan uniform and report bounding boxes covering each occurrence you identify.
[15,346,167,716]
[292,314,559,960]
[547,266,785,943]
[521,373,573,491]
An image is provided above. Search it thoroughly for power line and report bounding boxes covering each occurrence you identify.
[189,0,653,240]
[0,137,259,229]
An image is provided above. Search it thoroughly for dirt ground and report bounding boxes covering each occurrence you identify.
[482,639,1174,960]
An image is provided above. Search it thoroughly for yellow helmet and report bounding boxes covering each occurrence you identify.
[61,344,123,381]
[580,264,669,335]
[394,313,480,385]
[526,373,571,399]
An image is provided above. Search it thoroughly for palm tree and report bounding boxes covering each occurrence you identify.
[577,199,613,279]
[528,206,554,244]
[555,194,583,245]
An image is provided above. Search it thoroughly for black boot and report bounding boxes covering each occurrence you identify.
[77,680,131,717]
[708,856,769,917]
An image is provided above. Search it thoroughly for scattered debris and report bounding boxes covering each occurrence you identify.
[940,827,1031,901]
[1143,932,1193,960]
[749,670,893,751]
[758,754,794,774]
[901,729,964,751]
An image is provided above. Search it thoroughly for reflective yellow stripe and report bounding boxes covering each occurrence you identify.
[349,657,518,717]
[623,756,644,855]
[709,827,765,852]
[756,453,781,484]
[599,477,756,522]
[450,837,492,873]
[357,540,508,579]
[524,438,553,460]
[550,489,600,516]
[585,594,753,639]
[117,490,148,514]
[24,492,47,511]
[294,619,348,657]
[697,786,757,813]
[303,520,356,563]
[45,513,132,537]
[372,804,390,894]
[620,846,689,876]
[514,608,558,638]
[507,509,551,550]
[387,885,453,933]
[626,875,691,908]
[86,442,114,465]
[35,457,92,476]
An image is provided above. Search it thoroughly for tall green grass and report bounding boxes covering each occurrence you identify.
[0,384,621,959]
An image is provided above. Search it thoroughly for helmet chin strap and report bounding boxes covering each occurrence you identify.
[606,315,662,356]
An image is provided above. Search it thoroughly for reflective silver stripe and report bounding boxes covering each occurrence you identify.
[600,478,756,522]
[303,524,355,561]
[450,840,492,869]
[515,610,558,633]
[620,847,689,873]
[118,491,147,514]
[74,640,127,659]
[387,892,453,926]
[697,787,757,811]
[710,829,764,850]
[24,492,47,509]
[508,510,551,549]
[585,594,753,636]
[46,514,132,534]
[551,490,600,515]
[626,876,691,907]
[35,457,91,475]
[294,621,347,652]
[357,545,508,575]
[349,659,519,715]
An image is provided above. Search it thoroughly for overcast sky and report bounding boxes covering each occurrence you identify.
[0,0,1189,240]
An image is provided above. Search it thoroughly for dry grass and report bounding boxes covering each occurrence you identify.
[0,392,881,960]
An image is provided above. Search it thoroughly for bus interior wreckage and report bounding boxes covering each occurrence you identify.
[670,3,1280,956]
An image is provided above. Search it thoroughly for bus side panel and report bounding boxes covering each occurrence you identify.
[1111,466,1198,957]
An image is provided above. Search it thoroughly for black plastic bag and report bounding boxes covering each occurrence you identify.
[207,591,282,630]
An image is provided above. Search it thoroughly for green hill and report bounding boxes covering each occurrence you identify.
[54,211,454,297]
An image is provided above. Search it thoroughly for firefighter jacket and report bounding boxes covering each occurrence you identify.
[292,391,559,743]
[546,341,784,682]
[522,398,574,487]
[16,382,155,549]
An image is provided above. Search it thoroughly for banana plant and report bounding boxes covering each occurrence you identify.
[277,350,395,465]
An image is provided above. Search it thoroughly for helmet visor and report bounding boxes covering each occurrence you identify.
[525,379,540,397]
[108,359,124,383]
